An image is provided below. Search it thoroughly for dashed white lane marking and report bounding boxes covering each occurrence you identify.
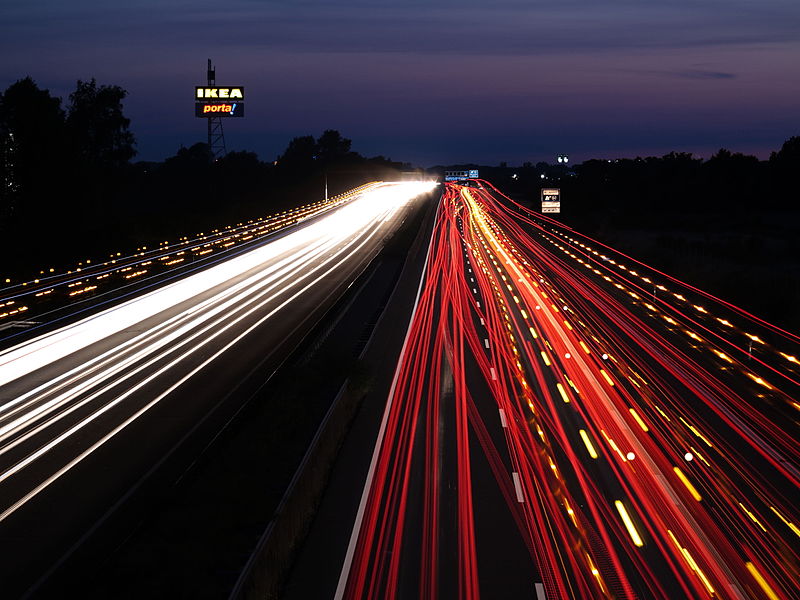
[512,472,525,503]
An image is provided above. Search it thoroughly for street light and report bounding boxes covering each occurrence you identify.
[557,154,569,164]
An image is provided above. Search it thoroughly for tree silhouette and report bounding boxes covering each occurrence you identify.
[278,135,318,172]
[0,77,68,238]
[67,78,136,170]
[769,136,800,165]
[316,129,351,164]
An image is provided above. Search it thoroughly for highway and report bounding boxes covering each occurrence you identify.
[0,183,380,347]
[329,181,800,599]
[0,181,434,597]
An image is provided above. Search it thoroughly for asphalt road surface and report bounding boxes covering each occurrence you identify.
[294,181,800,600]
[0,181,434,598]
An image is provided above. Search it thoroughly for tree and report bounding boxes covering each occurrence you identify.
[162,142,213,171]
[316,129,351,163]
[769,136,800,169]
[66,78,136,170]
[0,77,68,235]
[768,136,800,208]
[278,135,318,171]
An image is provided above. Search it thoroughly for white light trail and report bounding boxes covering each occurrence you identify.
[0,182,434,391]
[0,181,435,520]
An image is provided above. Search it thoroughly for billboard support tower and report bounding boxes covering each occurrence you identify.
[206,59,226,159]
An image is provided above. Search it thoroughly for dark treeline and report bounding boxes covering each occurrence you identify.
[0,77,412,280]
[465,140,800,331]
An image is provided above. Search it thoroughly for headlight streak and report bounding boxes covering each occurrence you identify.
[0,183,381,312]
[0,233,335,429]
[0,232,354,450]
[0,182,435,524]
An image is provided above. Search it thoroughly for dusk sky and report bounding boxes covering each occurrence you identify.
[2,1,799,165]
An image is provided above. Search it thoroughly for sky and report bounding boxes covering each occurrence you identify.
[2,0,799,166]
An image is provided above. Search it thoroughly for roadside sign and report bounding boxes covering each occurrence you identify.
[541,188,561,213]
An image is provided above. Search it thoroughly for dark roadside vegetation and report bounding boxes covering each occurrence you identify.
[0,77,417,283]
[442,138,800,334]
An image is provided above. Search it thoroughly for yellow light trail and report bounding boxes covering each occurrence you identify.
[629,408,649,432]
[673,467,702,501]
[745,562,780,600]
[556,383,570,403]
[769,506,800,538]
[615,500,644,547]
[601,430,627,462]
[579,429,598,458]
[666,530,715,595]
[738,502,767,532]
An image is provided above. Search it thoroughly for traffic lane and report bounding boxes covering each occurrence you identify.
[482,195,800,596]
[338,259,537,598]
[480,183,799,497]
[0,248,370,594]
[514,229,800,514]
[0,184,381,353]
[282,193,439,600]
[460,193,714,596]
[460,335,542,599]
[0,189,413,441]
[0,216,390,490]
[544,273,800,562]
[457,226,548,597]
[0,201,417,597]
[334,191,467,598]
[465,185,655,597]
[465,229,660,598]
[0,209,364,393]
[0,217,385,455]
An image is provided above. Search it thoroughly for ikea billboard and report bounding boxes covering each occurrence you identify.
[195,87,244,100]
[195,87,245,118]
[194,102,244,117]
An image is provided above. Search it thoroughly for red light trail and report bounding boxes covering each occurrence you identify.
[338,182,800,599]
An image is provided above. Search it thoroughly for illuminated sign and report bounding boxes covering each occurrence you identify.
[195,102,245,117]
[444,169,479,181]
[541,188,561,213]
[195,86,244,99]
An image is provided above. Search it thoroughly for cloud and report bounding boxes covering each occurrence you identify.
[637,69,738,80]
[3,1,800,59]
[675,70,737,80]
